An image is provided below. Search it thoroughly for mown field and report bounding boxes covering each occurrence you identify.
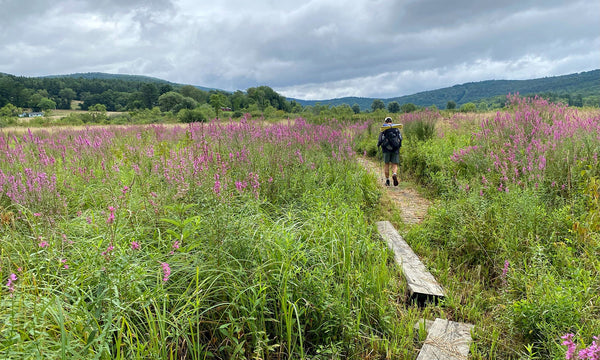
[1,95,599,359]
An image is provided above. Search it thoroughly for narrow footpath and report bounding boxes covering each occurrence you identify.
[357,156,431,225]
[359,155,476,360]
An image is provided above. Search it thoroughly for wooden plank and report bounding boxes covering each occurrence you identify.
[416,318,474,360]
[376,221,445,301]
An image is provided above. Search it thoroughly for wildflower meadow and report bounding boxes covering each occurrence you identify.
[0,117,415,359]
[398,95,600,359]
[1,95,599,359]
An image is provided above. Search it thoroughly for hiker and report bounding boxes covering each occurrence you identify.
[377,116,402,186]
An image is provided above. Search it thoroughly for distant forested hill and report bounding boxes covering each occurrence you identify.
[1,70,598,114]
[293,69,600,109]
[44,72,216,92]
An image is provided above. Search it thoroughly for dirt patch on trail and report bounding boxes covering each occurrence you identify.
[358,156,431,225]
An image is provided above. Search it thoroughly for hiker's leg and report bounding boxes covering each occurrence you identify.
[384,163,390,178]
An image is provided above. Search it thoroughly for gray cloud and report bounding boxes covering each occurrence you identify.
[1,0,598,99]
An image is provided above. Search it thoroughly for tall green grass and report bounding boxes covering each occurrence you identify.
[0,118,422,359]
[397,97,600,359]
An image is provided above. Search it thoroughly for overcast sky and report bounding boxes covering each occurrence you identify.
[1,0,598,100]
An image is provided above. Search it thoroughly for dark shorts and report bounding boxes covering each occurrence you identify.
[383,151,400,164]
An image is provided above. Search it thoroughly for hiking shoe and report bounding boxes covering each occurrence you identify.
[385,179,390,186]
[392,173,399,186]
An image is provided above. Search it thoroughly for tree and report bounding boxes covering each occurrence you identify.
[446,101,456,110]
[37,97,56,111]
[159,84,174,95]
[178,108,207,123]
[371,99,385,112]
[0,103,18,117]
[88,103,107,112]
[459,102,477,112]
[179,85,209,104]
[59,88,76,109]
[210,93,227,119]
[387,101,400,113]
[140,83,159,109]
[158,91,185,112]
[352,103,360,114]
[401,103,417,113]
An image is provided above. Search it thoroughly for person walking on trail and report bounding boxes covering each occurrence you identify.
[377,116,402,186]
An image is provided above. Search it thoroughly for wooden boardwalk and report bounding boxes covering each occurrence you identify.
[376,221,475,359]
[416,318,474,360]
[376,220,445,303]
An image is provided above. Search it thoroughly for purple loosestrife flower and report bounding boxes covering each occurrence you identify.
[213,174,221,195]
[578,336,600,360]
[502,260,509,278]
[161,262,171,282]
[170,240,180,255]
[101,245,114,257]
[562,334,578,360]
[107,206,115,224]
[6,273,17,293]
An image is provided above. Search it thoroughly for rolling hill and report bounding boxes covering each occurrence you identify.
[292,69,600,109]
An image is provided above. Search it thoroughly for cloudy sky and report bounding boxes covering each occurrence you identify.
[1,0,598,100]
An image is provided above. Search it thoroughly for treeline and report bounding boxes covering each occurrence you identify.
[1,70,597,123]
[0,73,302,116]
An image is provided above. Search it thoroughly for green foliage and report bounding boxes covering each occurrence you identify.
[37,97,56,111]
[400,103,418,113]
[402,118,436,142]
[396,99,600,358]
[0,103,19,116]
[89,103,107,112]
[371,99,385,112]
[387,101,400,113]
[446,100,456,110]
[177,108,207,123]
[0,119,417,359]
[459,102,477,112]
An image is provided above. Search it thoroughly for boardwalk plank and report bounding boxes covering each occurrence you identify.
[416,318,474,360]
[376,221,445,301]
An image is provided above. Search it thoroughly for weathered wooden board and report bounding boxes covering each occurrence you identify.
[416,318,474,360]
[376,221,445,301]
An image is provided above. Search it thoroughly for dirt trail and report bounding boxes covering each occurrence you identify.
[358,156,431,225]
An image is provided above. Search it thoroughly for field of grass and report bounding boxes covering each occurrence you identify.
[1,95,599,359]
[0,117,422,359]
[389,96,600,359]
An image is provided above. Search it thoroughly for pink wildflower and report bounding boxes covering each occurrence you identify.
[33,213,42,217]
[107,206,115,224]
[101,245,114,256]
[6,273,17,293]
[161,262,171,282]
[131,241,140,250]
[562,334,577,360]
[578,336,600,359]
[169,240,180,255]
